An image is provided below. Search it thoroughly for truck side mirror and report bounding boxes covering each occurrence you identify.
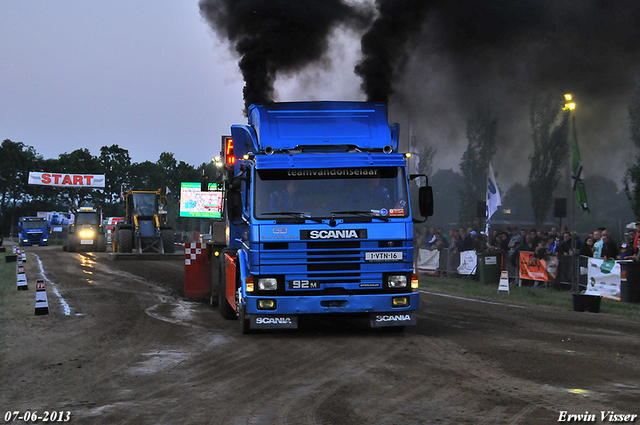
[227,189,243,222]
[226,173,249,223]
[419,186,434,217]
[409,173,434,223]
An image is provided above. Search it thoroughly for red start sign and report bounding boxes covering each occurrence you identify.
[28,172,105,188]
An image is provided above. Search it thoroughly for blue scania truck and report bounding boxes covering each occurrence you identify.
[216,101,433,333]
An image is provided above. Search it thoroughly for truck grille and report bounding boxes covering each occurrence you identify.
[259,240,410,293]
[306,240,361,283]
[27,232,43,243]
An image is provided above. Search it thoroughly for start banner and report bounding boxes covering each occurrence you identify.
[28,172,105,188]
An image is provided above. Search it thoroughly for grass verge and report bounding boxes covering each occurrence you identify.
[0,252,19,309]
[419,274,640,320]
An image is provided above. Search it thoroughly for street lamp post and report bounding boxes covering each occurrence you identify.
[565,93,579,293]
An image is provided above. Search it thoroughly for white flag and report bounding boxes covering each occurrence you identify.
[408,120,421,186]
[166,186,171,194]
[486,163,501,234]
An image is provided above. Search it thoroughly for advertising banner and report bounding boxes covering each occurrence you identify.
[519,252,548,282]
[28,172,105,188]
[416,248,439,275]
[585,258,621,301]
[179,182,223,219]
[545,254,559,281]
[458,250,477,275]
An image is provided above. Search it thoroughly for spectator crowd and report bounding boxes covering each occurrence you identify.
[415,223,640,272]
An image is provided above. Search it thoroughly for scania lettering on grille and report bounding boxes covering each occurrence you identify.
[376,314,411,322]
[301,229,366,239]
[256,317,292,325]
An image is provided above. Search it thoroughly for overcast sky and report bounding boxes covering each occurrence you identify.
[1,1,247,167]
[2,1,639,193]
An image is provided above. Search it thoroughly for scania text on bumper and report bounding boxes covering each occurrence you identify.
[369,311,417,327]
[250,315,298,329]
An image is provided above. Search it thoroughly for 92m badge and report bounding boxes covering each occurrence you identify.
[289,280,320,289]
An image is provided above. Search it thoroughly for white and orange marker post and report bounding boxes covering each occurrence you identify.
[16,262,28,291]
[34,279,49,315]
[498,270,510,294]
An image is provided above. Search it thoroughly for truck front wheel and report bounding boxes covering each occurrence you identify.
[238,303,253,334]
[161,229,175,253]
[67,234,78,252]
[97,234,107,252]
[117,229,133,253]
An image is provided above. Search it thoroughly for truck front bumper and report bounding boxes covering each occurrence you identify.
[245,291,419,315]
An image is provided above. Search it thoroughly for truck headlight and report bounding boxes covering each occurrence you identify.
[388,275,407,288]
[258,278,278,291]
[80,230,95,238]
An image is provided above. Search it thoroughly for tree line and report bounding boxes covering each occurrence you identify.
[0,142,219,235]
[450,88,640,231]
[3,87,640,237]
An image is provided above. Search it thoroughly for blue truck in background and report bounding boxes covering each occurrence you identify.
[18,217,49,246]
[215,101,433,333]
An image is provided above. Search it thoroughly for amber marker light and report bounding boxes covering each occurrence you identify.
[257,299,277,310]
[392,296,409,307]
[246,277,254,292]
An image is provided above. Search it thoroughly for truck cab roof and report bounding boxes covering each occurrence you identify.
[232,102,399,157]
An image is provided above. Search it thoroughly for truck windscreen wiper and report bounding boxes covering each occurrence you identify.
[262,211,323,223]
[330,210,390,222]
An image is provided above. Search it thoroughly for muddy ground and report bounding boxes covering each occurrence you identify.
[1,244,639,424]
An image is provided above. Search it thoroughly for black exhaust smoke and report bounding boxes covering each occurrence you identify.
[355,0,433,104]
[201,0,640,134]
[199,0,371,113]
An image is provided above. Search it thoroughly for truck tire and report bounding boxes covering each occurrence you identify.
[218,251,237,320]
[117,229,133,253]
[209,254,219,307]
[209,281,218,307]
[161,229,175,253]
[67,234,78,252]
[238,302,253,334]
[97,234,107,252]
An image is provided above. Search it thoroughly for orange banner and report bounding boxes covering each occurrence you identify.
[519,251,548,281]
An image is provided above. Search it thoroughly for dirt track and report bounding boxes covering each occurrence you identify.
[1,245,639,424]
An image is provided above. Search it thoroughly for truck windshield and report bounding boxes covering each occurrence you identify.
[133,193,156,216]
[22,220,47,229]
[254,167,409,220]
[75,213,96,225]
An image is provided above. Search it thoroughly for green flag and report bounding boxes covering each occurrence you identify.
[571,117,590,213]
